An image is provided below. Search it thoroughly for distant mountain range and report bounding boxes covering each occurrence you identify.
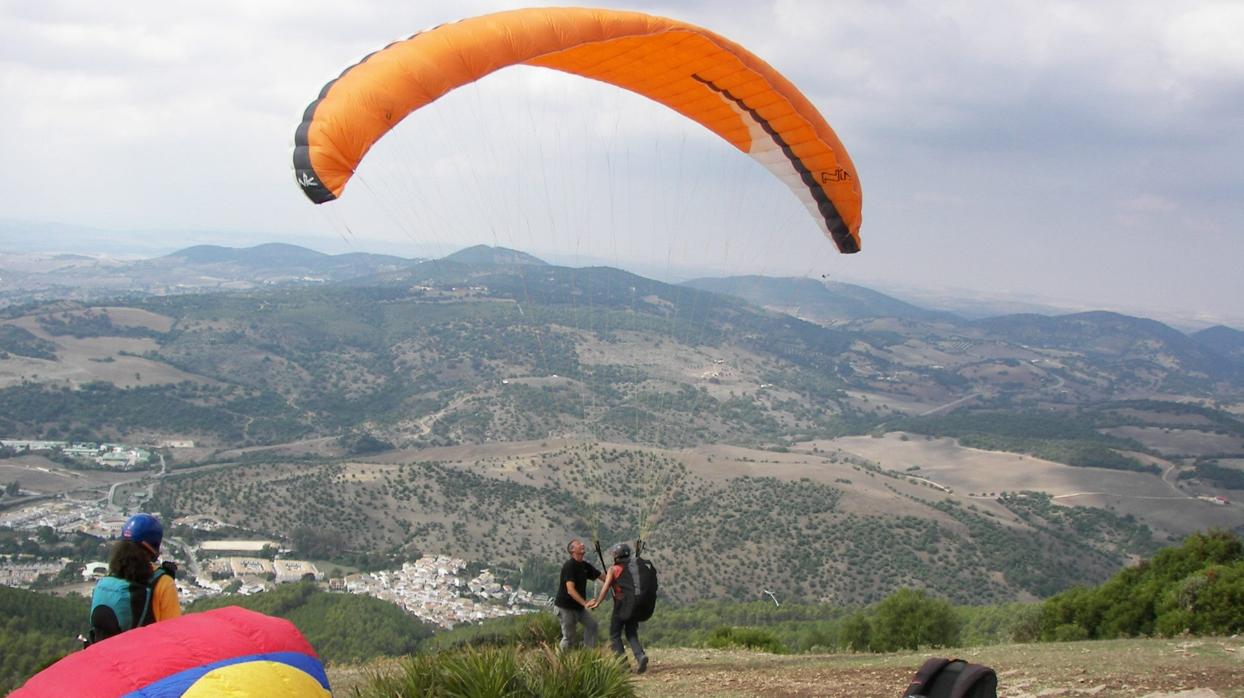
[683,275,957,324]
[1,241,1240,352]
[975,311,1243,384]
[157,243,417,279]
[1193,325,1244,363]
[0,242,423,304]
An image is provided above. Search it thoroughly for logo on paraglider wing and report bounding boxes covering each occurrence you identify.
[298,172,319,189]
[820,168,851,184]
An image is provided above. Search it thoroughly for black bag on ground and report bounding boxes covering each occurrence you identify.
[901,657,997,698]
[614,556,659,622]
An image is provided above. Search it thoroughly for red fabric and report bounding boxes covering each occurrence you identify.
[11,606,317,698]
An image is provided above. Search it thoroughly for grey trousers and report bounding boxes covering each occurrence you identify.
[557,606,598,650]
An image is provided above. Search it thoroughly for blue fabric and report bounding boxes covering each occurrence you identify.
[120,651,329,697]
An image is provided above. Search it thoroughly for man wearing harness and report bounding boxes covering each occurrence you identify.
[591,542,648,673]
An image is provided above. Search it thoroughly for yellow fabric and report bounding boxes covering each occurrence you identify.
[151,570,181,622]
[181,661,330,698]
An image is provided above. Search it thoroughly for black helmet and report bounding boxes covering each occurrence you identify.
[608,542,631,560]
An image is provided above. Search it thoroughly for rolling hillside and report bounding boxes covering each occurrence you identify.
[3,244,1244,606]
[149,439,1163,606]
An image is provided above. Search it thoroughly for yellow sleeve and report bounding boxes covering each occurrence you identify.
[151,573,182,621]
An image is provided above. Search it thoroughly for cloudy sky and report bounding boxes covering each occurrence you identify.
[1,1,1241,325]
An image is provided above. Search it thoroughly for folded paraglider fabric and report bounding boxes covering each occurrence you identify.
[11,606,330,698]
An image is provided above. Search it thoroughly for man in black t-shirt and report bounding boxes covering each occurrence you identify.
[554,538,603,650]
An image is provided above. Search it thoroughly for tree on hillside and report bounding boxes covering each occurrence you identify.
[841,612,872,652]
[869,588,961,652]
[1154,563,1244,636]
[291,525,348,560]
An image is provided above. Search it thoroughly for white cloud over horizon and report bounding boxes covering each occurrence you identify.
[0,0,1240,322]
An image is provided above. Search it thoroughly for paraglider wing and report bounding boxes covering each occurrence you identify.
[12,606,330,698]
[293,7,863,253]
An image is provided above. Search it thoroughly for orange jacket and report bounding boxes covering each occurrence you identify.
[150,566,181,621]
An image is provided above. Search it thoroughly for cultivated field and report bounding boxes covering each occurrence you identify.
[1100,426,1244,458]
[0,457,131,497]
[0,313,208,389]
[822,434,1244,539]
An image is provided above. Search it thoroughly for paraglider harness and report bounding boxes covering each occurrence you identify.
[902,657,998,698]
[86,561,177,646]
[609,539,658,623]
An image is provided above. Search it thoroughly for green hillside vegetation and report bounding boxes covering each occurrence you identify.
[1039,529,1244,640]
[998,492,1158,558]
[887,410,1159,473]
[151,444,1156,605]
[974,311,1241,390]
[38,310,164,339]
[0,324,57,360]
[6,263,1244,456]
[427,592,1036,659]
[428,532,1236,659]
[0,586,87,694]
[1179,459,1244,490]
[0,381,304,445]
[422,613,562,653]
[0,268,872,449]
[188,581,435,663]
[1097,399,1244,438]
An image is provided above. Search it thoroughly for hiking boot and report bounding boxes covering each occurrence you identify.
[636,656,649,674]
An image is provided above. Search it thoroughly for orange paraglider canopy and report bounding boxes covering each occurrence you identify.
[293,6,863,253]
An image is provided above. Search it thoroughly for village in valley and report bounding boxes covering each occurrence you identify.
[1,439,160,471]
[0,438,548,630]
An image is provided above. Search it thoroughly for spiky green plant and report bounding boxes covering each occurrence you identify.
[521,647,634,698]
[352,646,635,698]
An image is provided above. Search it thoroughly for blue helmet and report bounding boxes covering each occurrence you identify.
[122,513,163,554]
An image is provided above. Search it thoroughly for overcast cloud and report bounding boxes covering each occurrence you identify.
[0,1,1241,325]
